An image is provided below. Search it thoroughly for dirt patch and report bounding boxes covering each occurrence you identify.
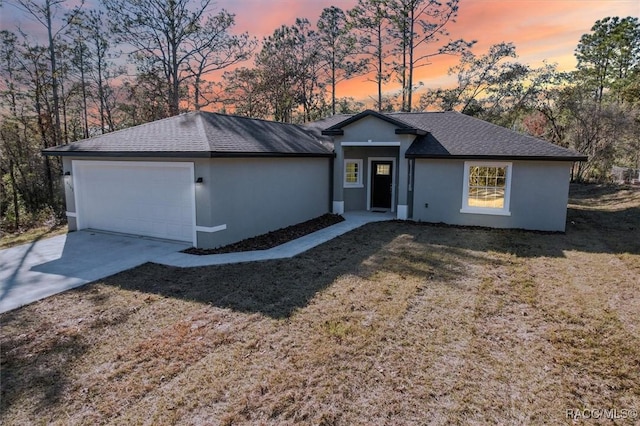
[1,184,638,425]
[183,213,344,255]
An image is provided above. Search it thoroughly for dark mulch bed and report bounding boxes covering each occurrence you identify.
[183,213,344,255]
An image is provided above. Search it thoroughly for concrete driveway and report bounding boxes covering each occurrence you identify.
[0,231,188,313]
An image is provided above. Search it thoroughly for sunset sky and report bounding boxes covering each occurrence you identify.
[2,0,639,104]
[219,0,639,101]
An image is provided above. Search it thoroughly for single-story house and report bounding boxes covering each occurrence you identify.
[43,109,586,248]
[43,112,333,248]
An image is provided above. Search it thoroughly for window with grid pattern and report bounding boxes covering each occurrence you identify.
[461,162,512,216]
[468,166,507,208]
[376,164,391,175]
[344,159,363,187]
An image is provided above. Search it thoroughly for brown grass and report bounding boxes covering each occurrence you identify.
[1,184,639,425]
[0,223,68,250]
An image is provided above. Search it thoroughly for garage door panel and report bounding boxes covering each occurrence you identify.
[74,161,195,243]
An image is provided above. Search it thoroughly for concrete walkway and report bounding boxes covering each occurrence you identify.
[155,211,394,267]
[0,212,393,313]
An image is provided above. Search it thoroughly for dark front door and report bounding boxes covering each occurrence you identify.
[371,161,393,209]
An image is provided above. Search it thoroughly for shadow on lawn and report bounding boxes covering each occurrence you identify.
[1,185,637,421]
[567,182,638,206]
[0,224,483,419]
[566,205,640,254]
[105,222,497,320]
[0,309,89,418]
[103,226,468,320]
[103,189,639,320]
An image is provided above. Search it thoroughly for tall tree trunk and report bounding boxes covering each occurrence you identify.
[79,43,89,138]
[331,49,336,115]
[60,77,68,143]
[98,70,105,133]
[377,21,383,111]
[8,158,20,229]
[171,56,180,115]
[170,11,180,116]
[194,76,201,110]
[400,5,407,111]
[45,0,62,146]
[406,6,415,112]
[34,71,55,204]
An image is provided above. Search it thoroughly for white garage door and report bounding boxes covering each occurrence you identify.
[73,161,195,243]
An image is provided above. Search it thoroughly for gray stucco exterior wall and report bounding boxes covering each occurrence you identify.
[330,117,414,218]
[338,115,403,141]
[342,146,399,211]
[61,156,328,248]
[411,159,572,231]
[197,157,330,248]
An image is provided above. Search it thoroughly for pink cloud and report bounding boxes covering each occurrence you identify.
[2,0,637,104]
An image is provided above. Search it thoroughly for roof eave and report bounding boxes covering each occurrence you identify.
[42,150,212,158]
[405,154,589,162]
[321,129,344,136]
[207,151,335,158]
[42,150,334,158]
[395,128,427,136]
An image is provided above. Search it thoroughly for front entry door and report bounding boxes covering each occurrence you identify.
[371,161,393,209]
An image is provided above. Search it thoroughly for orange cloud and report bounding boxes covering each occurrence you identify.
[3,0,636,108]
[221,0,638,105]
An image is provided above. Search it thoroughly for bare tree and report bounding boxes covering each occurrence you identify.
[12,0,83,145]
[183,11,256,110]
[104,0,253,116]
[65,9,121,135]
[388,0,473,111]
[0,30,65,226]
[349,0,394,111]
[221,67,269,119]
[316,6,365,115]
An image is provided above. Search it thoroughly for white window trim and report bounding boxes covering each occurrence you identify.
[460,161,512,216]
[341,141,401,147]
[344,159,364,188]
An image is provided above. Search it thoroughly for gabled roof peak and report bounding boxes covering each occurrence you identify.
[322,109,427,136]
[315,110,587,162]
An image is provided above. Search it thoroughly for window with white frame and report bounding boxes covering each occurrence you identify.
[461,161,512,216]
[344,159,363,187]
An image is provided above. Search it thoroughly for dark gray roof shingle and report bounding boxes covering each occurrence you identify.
[397,112,586,160]
[316,110,587,161]
[44,109,587,162]
[43,111,333,157]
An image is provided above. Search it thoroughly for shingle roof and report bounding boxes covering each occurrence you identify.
[315,110,587,161]
[44,109,587,162]
[43,111,333,158]
[398,112,587,160]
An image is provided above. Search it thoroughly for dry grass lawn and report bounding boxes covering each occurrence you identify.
[1,184,639,425]
[0,224,67,250]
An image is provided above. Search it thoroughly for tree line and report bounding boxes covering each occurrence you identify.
[0,0,638,232]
